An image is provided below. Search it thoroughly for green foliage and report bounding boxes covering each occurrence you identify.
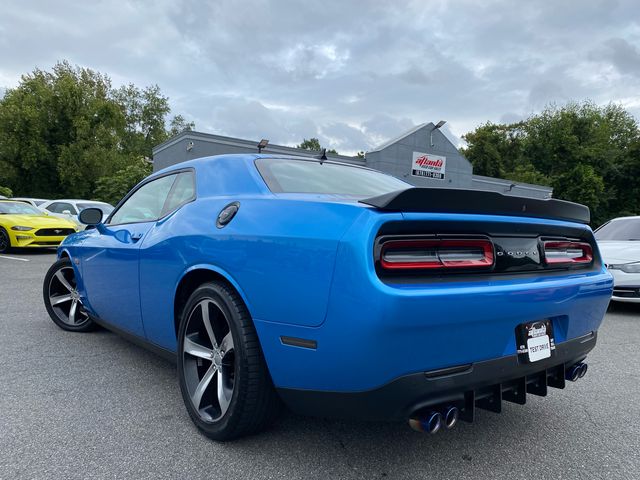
[462,101,640,226]
[0,61,193,200]
[0,186,12,197]
[297,138,338,154]
[297,138,322,150]
[95,158,153,205]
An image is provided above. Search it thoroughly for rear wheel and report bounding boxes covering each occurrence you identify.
[43,257,96,332]
[0,227,11,253]
[177,281,281,441]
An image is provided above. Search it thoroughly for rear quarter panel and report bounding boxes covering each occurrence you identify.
[139,196,365,351]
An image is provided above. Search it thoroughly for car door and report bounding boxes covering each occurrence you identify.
[79,173,177,337]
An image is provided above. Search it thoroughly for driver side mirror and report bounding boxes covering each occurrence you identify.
[79,208,103,226]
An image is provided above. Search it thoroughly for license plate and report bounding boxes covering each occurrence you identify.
[527,335,551,362]
[516,319,555,363]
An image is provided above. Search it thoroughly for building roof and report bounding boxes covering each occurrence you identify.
[152,130,361,163]
[367,123,431,153]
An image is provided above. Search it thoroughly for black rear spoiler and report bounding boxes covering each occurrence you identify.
[359,187,590,224]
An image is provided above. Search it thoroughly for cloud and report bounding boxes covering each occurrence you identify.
[0,0,638,154]
[590,38,640,76]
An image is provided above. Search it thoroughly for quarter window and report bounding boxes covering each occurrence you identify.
[162,171,195,216]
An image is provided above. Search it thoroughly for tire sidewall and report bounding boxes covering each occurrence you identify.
[177,283,246,439]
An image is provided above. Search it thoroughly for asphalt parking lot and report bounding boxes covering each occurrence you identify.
[1,251,639,480]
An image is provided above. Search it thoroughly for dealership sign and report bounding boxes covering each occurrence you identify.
[411,152,446,180]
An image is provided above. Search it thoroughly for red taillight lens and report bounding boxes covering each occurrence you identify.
[543,241,593,265]
[380,239,495,270]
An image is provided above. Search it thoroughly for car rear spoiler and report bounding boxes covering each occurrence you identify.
[359,187,590,224]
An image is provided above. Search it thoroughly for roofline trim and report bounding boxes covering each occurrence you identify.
[152,130,361,162]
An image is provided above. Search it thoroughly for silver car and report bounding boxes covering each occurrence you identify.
[39,199,114,225]
[595,216,640,303]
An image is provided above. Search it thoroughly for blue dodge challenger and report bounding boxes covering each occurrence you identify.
[43,154,613,440]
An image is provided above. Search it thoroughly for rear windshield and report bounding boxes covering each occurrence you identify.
[256,158,409,196]
[595,218,640,241]
[0,202,41,215]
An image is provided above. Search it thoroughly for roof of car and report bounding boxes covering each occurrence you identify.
[42,199,111,204]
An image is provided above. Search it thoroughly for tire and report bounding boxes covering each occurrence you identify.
[0,227,11,253]
[43,257,96,332]
[177,281,281,441]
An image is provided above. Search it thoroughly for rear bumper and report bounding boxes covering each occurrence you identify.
[277,331,596,421]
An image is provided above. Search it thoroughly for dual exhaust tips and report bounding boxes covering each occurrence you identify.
[566,362,588,382]
[409,406,459,434]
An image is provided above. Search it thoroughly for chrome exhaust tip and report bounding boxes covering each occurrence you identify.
[443,406,459,429]
[578,363,588,378]
[566,363,582,382]
[409,412,443,434]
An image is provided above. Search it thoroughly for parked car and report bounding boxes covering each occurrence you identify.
[11,197,49,208]
[0,200,77,253]
[43,154,612,441]
[595,216,640,303]
[40,199,114,224]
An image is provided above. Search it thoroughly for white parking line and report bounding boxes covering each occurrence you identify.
[0,255,29,262]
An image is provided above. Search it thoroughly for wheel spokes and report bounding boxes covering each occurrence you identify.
[184,336,214,360]
[200,301,218,349]
[217,369,232,416]
[68,300,78,324]
[55,270,74,293]
[219,332,234,355]
[191,364,217,410]
[51,294,72,306]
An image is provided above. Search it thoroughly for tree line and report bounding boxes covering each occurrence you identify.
[461,102,640,226]
[0,61,193,205]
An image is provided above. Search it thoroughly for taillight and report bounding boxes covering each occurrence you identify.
[543,241,593,265]
[380,238,495,270]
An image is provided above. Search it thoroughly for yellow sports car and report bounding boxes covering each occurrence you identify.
[0,200,78,253]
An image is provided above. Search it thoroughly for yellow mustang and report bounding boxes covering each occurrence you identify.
[0,200,78,253]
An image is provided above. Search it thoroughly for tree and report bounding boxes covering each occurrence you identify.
[297,137,338,154]
[94,158,153,205]
[0,186,12,197]
[0,61,193,199]
[462,101,640,225]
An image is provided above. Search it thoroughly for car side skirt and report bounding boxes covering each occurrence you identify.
[91,316,177,364]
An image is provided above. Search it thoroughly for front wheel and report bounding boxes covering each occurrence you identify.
[0,227,11,253]
[43,257,96,332]
[177,281,281,441]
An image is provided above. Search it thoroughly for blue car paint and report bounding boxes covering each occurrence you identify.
[58,153,613,394]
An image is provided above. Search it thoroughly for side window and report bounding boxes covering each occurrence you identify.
[162,171,195,216]
[109,175,176,225]
[48,202,74,214]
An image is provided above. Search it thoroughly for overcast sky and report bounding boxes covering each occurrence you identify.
[1,0,639,154]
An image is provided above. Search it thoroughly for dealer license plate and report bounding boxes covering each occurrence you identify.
[516,319,556,363]
[527,335,551,362]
